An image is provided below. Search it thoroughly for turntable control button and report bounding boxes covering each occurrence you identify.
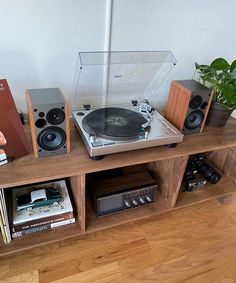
[89,134,96,143]
[146,196,152,202]
[103,141,116,146]
[124,201,131,208]
[139,197,145,204]
[91,141,103,147]
[132,200,138,206]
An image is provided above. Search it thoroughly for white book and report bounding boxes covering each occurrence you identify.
[12,180,73,225]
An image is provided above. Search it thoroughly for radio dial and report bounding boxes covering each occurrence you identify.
[124,200,131,208]
[146,196,152,202]
[139,197,145,204]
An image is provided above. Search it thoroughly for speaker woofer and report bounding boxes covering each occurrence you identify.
[184,110,204,130]
[37,126,66,151]
[46,108,65,125]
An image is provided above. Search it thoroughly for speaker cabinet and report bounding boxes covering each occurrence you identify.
[26,88,70,158]
[165,80,214,134]
[0,79,31,159]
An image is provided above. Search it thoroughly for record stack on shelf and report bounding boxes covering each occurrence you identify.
[11,180,75,238]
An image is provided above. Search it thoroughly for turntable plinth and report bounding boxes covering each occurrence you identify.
[0,118,235,256]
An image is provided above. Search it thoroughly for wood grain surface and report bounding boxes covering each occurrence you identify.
[0,118,235,256]
[1,194,236,283]
[223,147,236,184]
[25,90,38,158]
[0,118,236,189]
[165,80,192,131]
[207,147,236,183]
[69,174,86,232]
[148,156,189,208]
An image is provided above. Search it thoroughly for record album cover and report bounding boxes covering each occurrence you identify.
[0,79,31,159]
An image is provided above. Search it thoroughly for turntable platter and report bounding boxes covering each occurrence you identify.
[82,107,147,141]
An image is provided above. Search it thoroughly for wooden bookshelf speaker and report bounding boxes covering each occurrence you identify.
[26,88,70,158]
[165,80,214,134]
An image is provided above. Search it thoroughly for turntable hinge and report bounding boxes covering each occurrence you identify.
[131,100,138,106]
[83,104,91,110]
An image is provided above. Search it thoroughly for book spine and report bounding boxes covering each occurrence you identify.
[12,218,75,238]
[0,213,7,244]
[12,212,74,232]
[0,159,8,166]
[0,189,11,243]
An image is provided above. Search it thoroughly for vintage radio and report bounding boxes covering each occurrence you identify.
[90,171,157,216]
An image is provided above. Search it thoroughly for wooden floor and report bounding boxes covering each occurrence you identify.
[1,194,236,283]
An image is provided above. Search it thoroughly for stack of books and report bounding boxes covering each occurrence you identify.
[11,180,75,238]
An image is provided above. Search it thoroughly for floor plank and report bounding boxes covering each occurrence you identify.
[0,271,39,283]
[50,262,122,283]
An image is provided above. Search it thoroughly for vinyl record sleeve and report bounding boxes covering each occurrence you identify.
[0,79,31,159]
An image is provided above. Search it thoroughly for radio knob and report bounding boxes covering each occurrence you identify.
[139,197,145,204]
[146,196,152,202]
[132,200,138,206]
[124,201,131,208]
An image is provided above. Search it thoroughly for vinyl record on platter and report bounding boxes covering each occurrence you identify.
[82,107,147,141]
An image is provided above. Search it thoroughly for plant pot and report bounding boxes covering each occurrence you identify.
[206,101,234,127]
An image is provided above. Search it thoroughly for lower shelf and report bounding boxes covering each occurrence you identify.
[0,176,235,257]
[85,176,236,232]
[176,175,236,208]
[86,193,169,233]
[0,221,81,257]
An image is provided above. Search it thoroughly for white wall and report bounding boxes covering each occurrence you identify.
[0,0,106,111]
[1,0,236,113]
[111,0,236,110]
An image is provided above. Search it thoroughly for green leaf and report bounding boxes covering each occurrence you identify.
[210,58,230,70]
[195,63,211,72]
[195,62,200,69]
[230,60,236,72]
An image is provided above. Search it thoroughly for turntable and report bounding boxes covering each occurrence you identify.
[72,51,184,159]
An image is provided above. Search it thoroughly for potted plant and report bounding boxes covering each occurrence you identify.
[195,58,236,127]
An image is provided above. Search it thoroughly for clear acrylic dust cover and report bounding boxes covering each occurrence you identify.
[72,51,176,110]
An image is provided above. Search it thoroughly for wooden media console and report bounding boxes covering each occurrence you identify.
[0,118,235,257]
